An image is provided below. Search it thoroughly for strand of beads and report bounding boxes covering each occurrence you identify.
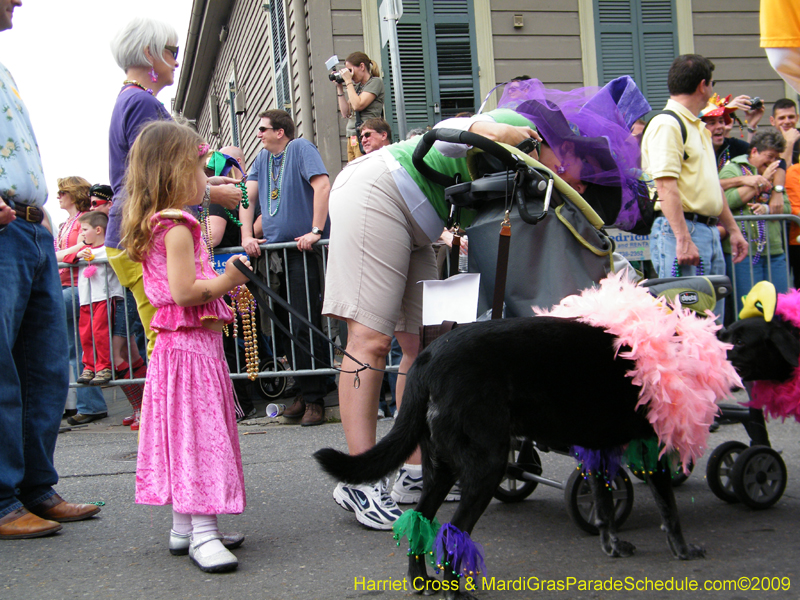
[231,286,259,380]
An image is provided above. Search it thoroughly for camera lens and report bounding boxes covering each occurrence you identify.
[750,97,764,111]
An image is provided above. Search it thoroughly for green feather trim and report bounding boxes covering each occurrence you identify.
[625,437,684,480]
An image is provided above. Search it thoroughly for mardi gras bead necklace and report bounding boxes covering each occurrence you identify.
[739,164,767,265]
[267,141,291,217]
[122,80,154,95]
[672,257,704,277]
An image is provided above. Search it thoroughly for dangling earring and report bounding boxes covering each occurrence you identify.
[149,67,158,83]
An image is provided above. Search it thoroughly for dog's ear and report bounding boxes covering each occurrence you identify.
[769,322,800,368]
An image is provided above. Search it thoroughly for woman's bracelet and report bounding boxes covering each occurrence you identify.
[337,94,344,97]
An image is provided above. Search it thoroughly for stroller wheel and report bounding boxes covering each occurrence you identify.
[706,441,747,503]
[256,358,288,400]
[731,446,787,509]
[494,437,540,503]
[565,467,634,535]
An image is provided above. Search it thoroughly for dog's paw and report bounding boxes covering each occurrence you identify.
[668,537,706,560]
[601,533,636,558]
[611,540,636,558]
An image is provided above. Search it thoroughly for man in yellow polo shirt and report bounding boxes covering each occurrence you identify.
[642,54,748,317]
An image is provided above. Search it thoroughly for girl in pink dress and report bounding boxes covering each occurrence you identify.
[121,121,251,573]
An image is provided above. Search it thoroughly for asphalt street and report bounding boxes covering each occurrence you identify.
[2,388,800,600]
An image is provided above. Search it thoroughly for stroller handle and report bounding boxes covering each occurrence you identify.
[411,128,522,188]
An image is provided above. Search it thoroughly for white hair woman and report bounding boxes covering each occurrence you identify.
[106,17,241,358]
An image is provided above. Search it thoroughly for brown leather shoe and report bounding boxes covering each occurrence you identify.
[27,493,101,523]
[283,397,306,419]
[0,507,62,539]
[300,403,325,427]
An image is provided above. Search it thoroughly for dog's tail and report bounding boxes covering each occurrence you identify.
[314,355,431,484]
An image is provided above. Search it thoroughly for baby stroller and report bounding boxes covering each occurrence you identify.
[412,128,782,535]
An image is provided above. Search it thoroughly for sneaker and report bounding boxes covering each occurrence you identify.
[391,464,423,504]
[90,368,113,386]
[445,481,461,502]
[66,412,108,426]
[332,481,402,530]
[169,530,245,556]
[130,409,141,431]
[122,414,136,426]
[76,369,95,385]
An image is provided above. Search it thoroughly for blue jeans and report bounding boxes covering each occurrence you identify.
[725,252,789,316]
[649,216,726,318]
[63,286,107,415]
[0,220,68,516]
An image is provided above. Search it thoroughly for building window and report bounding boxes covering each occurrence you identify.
[381,0,479,137]
[593,0,678,109]
[228,78,240,147]
[271,0,292,113]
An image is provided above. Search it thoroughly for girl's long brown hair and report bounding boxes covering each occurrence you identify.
[346,51,380,77]
[121,121,206,262]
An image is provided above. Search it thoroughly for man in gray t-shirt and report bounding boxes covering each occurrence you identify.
[239,110,331,427]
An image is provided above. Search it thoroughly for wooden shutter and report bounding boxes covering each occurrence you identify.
[271,0,292,112]
[381,0,479,138]
[594,0,677,109]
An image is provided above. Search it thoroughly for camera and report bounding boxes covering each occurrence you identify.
[325,54,344,84]
[750,97,764,111]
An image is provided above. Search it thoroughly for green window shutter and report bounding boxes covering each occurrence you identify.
[381,0,479,139]
[594,0,677,109]
[271,0,292,113]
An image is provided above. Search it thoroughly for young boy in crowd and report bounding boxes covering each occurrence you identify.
[69,212,124,386]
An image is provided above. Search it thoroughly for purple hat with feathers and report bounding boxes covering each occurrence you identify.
[497,77,650,231]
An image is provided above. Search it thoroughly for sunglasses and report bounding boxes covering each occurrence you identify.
[258,126,276,133]
[165,45,179,60]
[90,198,111,208]
[360,131,375,140]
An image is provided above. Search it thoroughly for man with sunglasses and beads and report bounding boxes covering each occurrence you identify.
[240,110,332,427]
[0,0,102,540]
[88,184,114,215]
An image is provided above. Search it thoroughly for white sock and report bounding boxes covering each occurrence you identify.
[191,514,219,539]
[402,463,422,475]
[172,509,192,535]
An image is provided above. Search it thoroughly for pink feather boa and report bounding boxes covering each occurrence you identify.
[534,272,742,468]
[749,289,800,421]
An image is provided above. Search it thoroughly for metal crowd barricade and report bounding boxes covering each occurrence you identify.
[60,239,401,392]
[729,213,800,320]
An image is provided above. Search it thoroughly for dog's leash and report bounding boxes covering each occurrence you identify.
[233,259,402,386]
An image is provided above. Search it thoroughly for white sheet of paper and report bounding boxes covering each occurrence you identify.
[421,273,481,325]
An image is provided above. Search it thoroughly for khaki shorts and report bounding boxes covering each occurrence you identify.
[322,154,438,337]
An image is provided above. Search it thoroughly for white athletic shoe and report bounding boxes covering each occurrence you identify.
[188,533,238,573]
[391,464,423,504]
[333,480,403,530]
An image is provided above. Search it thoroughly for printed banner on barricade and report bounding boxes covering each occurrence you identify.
[607,228,650,262]
[212,252,236,275]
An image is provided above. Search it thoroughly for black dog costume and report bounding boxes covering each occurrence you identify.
[316,276,741,599]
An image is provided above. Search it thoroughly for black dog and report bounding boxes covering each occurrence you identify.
[720,316,800,382]
[316,317,706,599]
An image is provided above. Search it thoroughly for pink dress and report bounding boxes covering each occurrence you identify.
[135,210,245,514]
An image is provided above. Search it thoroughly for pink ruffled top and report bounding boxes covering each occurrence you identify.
[143,210,234,332]
[535,272,742,469]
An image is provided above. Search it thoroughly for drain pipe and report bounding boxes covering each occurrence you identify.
[291,1,314,141]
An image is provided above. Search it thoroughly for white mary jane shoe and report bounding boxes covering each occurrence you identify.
[188,533,239,573]
[169,529,245,556]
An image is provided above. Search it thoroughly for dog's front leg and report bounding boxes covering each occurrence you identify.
[407,555,439,596]
[588,475,636,558]
[647,466,705,560]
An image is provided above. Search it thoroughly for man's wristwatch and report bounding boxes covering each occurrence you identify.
[311,226,323,236]
[773,185,786,194]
